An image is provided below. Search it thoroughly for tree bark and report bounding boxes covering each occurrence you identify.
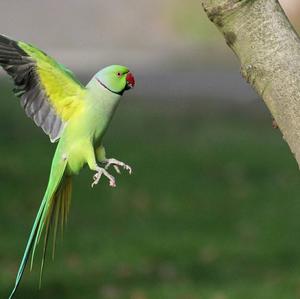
[202,0,300,167]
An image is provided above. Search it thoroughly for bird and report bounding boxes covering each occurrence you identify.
[0,34,135,299]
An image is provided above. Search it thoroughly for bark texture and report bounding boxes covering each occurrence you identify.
[202,0,300,166]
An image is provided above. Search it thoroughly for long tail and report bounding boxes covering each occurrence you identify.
[8,157,72,299]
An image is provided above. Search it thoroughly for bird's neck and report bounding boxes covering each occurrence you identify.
[86,79,121,142]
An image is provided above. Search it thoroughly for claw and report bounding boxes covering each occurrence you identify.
[92,166,116,188]
[104,158,132,175]
[113,165,121,174]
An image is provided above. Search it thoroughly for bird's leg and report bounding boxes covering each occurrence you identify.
[102,158,132,175]
[92,166,116,188]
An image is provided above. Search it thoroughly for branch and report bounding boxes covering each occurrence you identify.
[202,0,300,167]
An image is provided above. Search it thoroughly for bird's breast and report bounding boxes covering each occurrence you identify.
[65,140,90,174]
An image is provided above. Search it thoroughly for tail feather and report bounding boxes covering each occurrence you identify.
[8,199,46,299]
[52,195,60,259]
[8,159,72,299]
[39,176,73,286]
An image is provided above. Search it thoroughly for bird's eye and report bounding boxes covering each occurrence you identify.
[117,72,122,77]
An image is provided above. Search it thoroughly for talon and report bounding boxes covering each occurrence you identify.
[92,166,116,188]
[125,165,132,174]
[109,179,116,187]
[113,165,121,174]
[104,158,132,175]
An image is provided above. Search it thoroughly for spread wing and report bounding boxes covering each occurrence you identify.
[0,35,86,142]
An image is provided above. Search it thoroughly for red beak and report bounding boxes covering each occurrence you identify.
[125,72,135,89]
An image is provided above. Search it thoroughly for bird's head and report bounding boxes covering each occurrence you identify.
[93,65,135,95]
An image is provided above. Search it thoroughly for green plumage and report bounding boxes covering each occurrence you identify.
[0,34,135,299]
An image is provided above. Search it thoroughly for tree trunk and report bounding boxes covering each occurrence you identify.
[202,0,300,167]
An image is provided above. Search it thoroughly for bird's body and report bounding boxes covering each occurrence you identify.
[61,81,121,174]
[0,34,135,298]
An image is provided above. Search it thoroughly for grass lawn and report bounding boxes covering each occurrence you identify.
[1,80,300,299]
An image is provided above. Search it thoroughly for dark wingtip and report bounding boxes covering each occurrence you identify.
[0,34,15,46]
[0,34,28,57]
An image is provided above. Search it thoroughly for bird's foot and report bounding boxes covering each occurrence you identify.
[103,158,132,175]
[92,166,116,188]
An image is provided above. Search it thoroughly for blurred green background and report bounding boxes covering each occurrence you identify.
[1,1,300,299]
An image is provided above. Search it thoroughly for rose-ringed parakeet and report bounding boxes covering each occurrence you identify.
[0,34,135,299]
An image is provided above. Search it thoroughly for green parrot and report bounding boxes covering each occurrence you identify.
[0,34,135,298]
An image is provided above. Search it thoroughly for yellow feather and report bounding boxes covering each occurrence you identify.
[19,41,86,122]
